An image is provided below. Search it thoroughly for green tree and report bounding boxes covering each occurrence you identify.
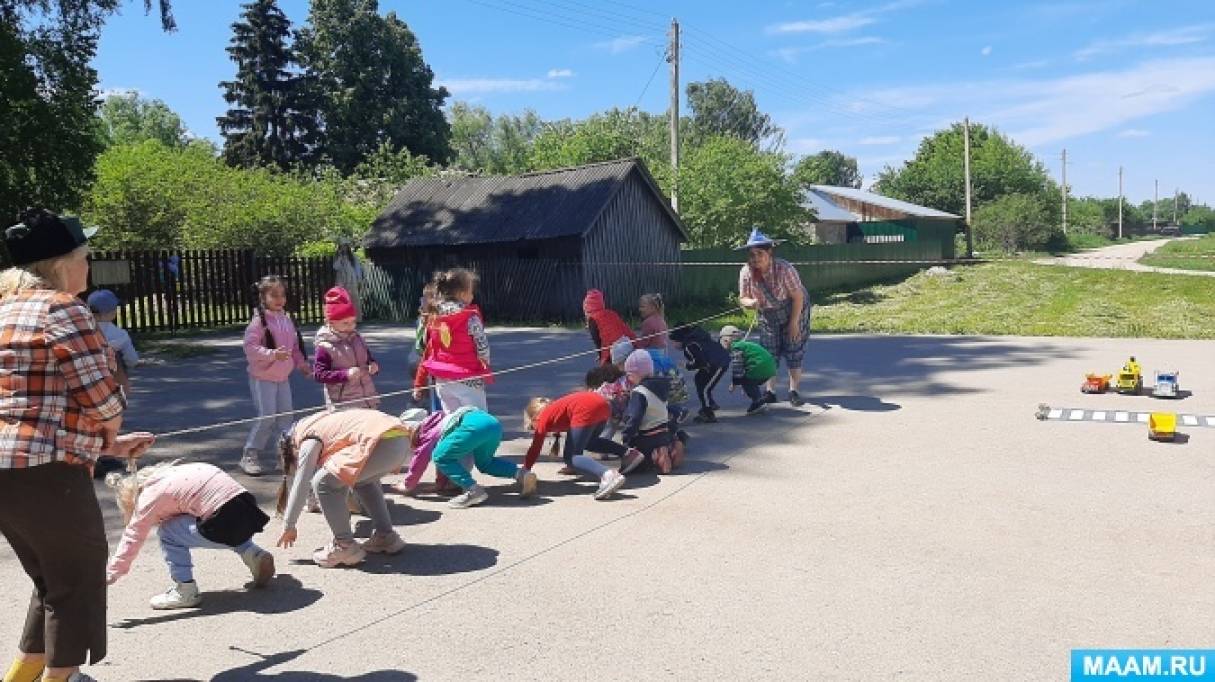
[1181,205,1215,231]
[528,108,668,172]
[1,1,175,222]
[296,0,450,171]
[449,102,543,174]
[1066,197,1109,236]
[678,136,809,248]
[973,193,1059,253]
[83,140,362,255]
[875,122,1051,216]
[217,0,319,170]
[98,90,188,148]
[686,78,782,150]
[792,150,861,189]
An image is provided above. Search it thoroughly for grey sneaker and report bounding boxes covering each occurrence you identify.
[66,673,99,682]
[516,469,538,497]
[789,390,805,407]
[150,581,201,610]
[239,450,263,477]
[240,547,275,587]
[594,470,626,500]
[449,485,489,509]
[620,448,646,474]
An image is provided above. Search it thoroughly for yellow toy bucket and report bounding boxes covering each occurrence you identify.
[1148,412,1177,441]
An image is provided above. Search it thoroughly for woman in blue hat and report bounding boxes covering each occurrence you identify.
[736,227,810,406]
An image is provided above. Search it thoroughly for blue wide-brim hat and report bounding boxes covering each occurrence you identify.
[737,227,782,250]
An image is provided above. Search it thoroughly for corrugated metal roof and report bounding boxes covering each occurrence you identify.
[809,185,961,219]
[365,158,685,249]
[802,189,859,222]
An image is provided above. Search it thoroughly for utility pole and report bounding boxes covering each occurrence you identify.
[963,117,974,258]
[1117,166,1123,240]
[1173,187,1179,225]
[1060,148,1068,234]
[667,18,680,213]
[1153,179,1158,230]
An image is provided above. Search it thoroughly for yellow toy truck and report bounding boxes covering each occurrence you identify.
[1115,357,1143,395]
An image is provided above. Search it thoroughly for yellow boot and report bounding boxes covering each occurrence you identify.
[3,658,44,682]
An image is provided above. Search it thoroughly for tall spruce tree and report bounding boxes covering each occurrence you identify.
[295,0,450,172]
[217,0,318,169]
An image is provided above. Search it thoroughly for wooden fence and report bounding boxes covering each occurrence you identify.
[87,249,334,333]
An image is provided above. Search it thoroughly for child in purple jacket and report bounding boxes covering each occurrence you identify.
[313,286,380,410]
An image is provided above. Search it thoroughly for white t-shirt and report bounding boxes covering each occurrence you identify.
[99,320,139,369]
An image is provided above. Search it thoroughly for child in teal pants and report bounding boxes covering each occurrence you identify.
[413,407,538,509]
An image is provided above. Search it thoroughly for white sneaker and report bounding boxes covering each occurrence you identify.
[312,539,366,568]
[516,469,538,497]
[449,485,489,509]
[361,531,406,555]
[594,471,626,500]
[240,547,275,587]
[239,450,263,477]
[150,581,202,610]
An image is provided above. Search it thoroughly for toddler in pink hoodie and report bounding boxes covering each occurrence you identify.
[241,275,310,477]
[105,461,274,610]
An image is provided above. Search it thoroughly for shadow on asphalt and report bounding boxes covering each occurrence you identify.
[808,394,902,412]
[109,574,321,629]
[285,542,500,577]
[211,647,416,680]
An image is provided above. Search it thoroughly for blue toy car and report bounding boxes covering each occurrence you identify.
[1152,370,1180,398]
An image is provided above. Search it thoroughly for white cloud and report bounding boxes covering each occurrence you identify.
[980,45,992,56]
[1075,24,1213,60]
[788,137,826,153]
[858,135,901,145]
[594,35,648,54]
[438,77,566,95]
[767,0,921,35]
[546,68,575,79]
[831,56,1215,147]
[770,15,875,34]
[1116,129,1151,138]
[771,36,886,63]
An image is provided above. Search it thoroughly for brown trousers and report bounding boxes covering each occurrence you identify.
[0,461,108,667]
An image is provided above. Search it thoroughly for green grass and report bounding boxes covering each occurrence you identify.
[811,261,1215,339]
[1139,234,1215,272]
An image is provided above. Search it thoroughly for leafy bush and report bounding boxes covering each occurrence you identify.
[973,193,1061,253]
[82,141,420,255]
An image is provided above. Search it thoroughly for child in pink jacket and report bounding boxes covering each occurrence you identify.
[242,275,310,477]
[105,461,274,610]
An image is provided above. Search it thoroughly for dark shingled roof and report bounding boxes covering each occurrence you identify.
[364,158,686,249]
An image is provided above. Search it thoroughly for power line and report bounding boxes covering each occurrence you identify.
[632,49,666,109]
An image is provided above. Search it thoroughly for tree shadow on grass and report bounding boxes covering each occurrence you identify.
[110,574,321,629]
[212,648,417,681]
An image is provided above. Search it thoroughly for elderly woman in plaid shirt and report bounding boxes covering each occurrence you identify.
[736,228,811,407]
[0,209,154,682]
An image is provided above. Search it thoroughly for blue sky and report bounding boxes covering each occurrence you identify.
[95,0,1215,204]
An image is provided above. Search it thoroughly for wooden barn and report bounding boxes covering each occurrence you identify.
[363,158,687,321]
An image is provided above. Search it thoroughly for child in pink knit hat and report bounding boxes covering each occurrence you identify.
[313,286,380,410]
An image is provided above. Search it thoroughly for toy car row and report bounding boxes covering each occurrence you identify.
[1080,356,1186,442]
[1081,357,1179,398]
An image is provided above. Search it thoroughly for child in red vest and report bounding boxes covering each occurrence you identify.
[583,289,635,365]
[422,269,492,411]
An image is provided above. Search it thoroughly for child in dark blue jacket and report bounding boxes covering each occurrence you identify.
[669,325,732,423]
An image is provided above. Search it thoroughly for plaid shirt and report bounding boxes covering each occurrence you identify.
[0,289,126,469]
[738,258,806,310]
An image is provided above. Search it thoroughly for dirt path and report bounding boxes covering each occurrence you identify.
[1035,237,1215,277]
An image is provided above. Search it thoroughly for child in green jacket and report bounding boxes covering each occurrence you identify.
[719,325,777,415]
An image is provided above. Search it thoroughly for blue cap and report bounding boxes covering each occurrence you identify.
[737,227,782,250]
[86,289,122,314]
